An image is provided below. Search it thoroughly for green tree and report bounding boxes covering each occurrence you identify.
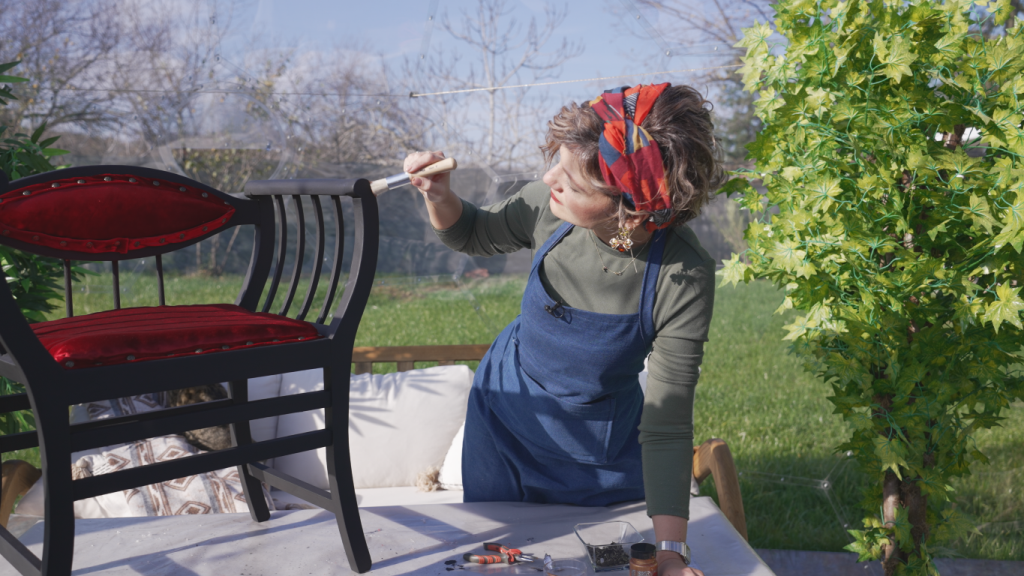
[0,60,71,437]
[721,1,1024,574]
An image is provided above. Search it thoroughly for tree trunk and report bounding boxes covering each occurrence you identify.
[882,470,905,576]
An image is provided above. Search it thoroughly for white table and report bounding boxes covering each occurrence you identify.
[2,496,773,576]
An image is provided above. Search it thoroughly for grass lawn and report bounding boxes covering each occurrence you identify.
[8,270,1022,559]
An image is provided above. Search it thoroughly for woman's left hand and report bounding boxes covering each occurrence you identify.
[658,553,704,576]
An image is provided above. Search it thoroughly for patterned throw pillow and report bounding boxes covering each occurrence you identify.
[69,392,168,424]
[76,435,273,516]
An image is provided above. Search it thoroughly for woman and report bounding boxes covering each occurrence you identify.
[407,83,722,576]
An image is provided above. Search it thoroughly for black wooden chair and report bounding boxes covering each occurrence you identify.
[0,167,379,576]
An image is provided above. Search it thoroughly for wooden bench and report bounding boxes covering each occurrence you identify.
[3,344,747,541]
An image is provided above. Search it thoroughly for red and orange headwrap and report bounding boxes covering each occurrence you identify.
[589,83,674,230]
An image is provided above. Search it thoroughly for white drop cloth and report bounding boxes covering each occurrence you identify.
[2,496,773,576]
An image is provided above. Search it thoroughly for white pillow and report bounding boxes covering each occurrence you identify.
[272,365,474,489]
[438,423,464,490]
[243,374,284,468]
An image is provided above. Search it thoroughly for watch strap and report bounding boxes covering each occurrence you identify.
[655,541,691,565]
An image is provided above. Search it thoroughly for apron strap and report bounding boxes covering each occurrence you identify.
[530,221,574,274]
[638,228,668,347]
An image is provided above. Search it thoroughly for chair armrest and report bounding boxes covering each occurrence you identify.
[693,438,747,541]
[1,460,41,528]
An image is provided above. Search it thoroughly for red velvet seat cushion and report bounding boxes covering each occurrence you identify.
[32,304,321,369]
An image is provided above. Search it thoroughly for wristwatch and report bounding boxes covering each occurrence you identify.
[656,541,691,566]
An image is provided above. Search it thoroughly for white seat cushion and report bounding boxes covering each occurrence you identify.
[271,365,474,490]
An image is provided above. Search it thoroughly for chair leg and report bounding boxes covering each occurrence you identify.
[227,379,271,523]
[323,364,371,573]
[37,411,75,576]
[693,438,748,541]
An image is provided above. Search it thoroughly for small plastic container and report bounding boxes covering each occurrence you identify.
[574,521,644,572]
[545,559,588,576]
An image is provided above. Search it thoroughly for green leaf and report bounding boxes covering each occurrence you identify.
[927,219,950,241]
[29,122,47,144]
[736,21,774,57]
[964,194,998,235]
[847,412,875,431]
[717,254,752,287]
[892,505,913,551]
[806,176,842,213]
[990,0,1014,25]
[875,34,917,84]
[873,436,907,479]
[982,283,1024,333]
[718,177,754,198]
[768,240,807,272]
[0,61,22,75]
[783,314,818,341]
[0,75,28,84]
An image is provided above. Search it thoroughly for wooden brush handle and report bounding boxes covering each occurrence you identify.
[412,157,457,178]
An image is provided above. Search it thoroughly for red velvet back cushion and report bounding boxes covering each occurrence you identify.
[0,174,235,254]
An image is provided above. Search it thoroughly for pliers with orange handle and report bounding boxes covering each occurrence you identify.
[463,542,537,564]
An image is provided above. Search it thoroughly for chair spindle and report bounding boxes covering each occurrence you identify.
[63,259,73,318]
[278,195,306,317]
[156,254,166,306]
[261,195,288,313]
[296,196,325,321]
[112,261,121,309]
[317,196,346,325]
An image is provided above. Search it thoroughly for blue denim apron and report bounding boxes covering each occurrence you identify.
[463,221,666,505]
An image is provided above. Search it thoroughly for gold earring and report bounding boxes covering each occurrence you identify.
[608,225,634,252]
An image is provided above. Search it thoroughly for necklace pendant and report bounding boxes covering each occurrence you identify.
[602,266,609,272]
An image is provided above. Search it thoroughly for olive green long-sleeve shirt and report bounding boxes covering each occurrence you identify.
[434,180,715,518]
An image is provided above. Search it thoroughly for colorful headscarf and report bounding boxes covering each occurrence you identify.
[589,83,674,230]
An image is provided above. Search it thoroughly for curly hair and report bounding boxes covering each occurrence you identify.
[541,84,726,226]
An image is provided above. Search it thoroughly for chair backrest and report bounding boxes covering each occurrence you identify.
[0,165,270,317]
[0,166,261,259]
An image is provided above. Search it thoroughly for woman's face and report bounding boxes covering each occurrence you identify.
[542,146,616,230]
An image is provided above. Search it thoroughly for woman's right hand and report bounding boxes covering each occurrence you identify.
[405,150,451,203]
